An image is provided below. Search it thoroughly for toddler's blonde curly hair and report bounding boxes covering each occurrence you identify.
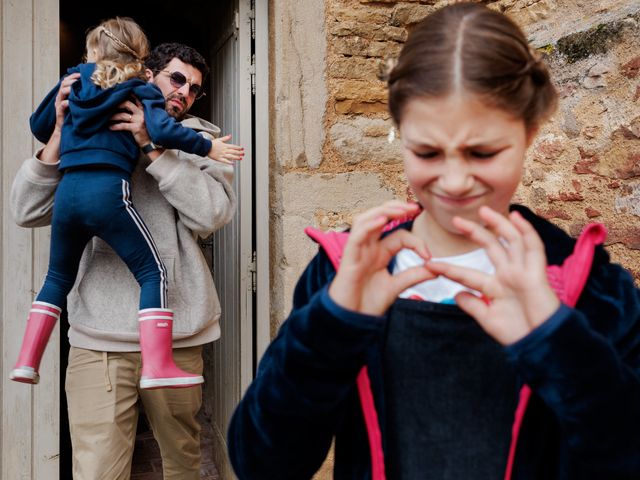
[85,17,149,89]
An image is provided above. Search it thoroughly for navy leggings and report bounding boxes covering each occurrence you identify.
[36,167,167,310]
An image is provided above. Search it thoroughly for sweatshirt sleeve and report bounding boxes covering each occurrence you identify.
[145,144,236,238]
[10,153,61,228]
[228,250,386,479]
[505,262,640,476]
[30,81,62,144]
[29,66,82,144]
[135,84,212,157]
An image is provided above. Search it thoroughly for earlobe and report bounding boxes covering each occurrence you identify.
[145,68,154,81]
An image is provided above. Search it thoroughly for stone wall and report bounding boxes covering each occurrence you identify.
[272,0,640,337]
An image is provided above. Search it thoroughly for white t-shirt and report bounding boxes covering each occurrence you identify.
[393,248,495,304]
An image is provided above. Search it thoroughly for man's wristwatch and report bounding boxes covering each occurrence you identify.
[141,142,159,154]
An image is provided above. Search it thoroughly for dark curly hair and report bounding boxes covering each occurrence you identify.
[145,42,210,81]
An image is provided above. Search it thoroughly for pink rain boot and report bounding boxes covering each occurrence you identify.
[10,301,61,384]
[138,309,204,389]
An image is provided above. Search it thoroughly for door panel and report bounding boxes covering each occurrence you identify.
[205,0,254,477]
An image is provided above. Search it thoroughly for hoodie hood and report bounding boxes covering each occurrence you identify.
[68,63,150,135]
[180,115,221,139]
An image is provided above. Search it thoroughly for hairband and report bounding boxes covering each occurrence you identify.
[99,26,140,60]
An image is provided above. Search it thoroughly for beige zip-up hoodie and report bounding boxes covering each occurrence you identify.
[10,116,237,351]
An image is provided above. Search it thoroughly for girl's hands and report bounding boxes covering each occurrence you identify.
[328,201,435,316]
[427,206,560,345]
[208,135,244,165]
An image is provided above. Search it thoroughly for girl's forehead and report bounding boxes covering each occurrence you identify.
[399,95,525,146]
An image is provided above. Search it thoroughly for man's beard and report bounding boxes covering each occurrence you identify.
[165,93,188,120]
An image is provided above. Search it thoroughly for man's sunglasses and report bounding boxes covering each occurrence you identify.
[157,70,205,99]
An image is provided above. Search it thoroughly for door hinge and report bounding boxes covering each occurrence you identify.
[249,1,256,40]
[249,250,257,293]
[249,54,256,95]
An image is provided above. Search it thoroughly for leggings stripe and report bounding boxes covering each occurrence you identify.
[120,179,168,308]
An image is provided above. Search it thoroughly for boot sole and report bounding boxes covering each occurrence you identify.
[140,375,204,389]
[10,367,39,384]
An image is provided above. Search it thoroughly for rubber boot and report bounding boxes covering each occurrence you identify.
[10,302,61,384]
[138,309,204,389]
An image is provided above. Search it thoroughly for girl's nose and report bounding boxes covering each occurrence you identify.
[439,159,474,196]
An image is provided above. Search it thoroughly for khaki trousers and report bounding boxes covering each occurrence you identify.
[65,346,203,480]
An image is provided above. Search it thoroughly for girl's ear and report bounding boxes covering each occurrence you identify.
[145,68,154,81]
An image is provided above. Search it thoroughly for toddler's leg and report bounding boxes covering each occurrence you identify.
[101,178,203,389]
[11,180,91,384]
[10,302,62,384]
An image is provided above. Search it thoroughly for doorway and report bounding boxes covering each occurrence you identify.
[58,1,259,478]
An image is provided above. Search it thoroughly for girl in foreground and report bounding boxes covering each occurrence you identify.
[229,3,640,478]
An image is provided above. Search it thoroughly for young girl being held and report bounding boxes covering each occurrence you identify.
[228,3,640,479]
[10,17,242,389]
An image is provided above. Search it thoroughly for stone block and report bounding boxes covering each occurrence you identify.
[274,0,327,169]
[391,3,435,26]
[328,57,380,80]
[333,36,403,58]
[330,21,407,42]
[334,79,388,102]
[278,172,397,314]
[615,153,640,180]
[585,207,602,218]
[532,133,566,164]
[582,62,611,89]
[282,172,396,218]
[535,207,572,221]
[334,100,389,115]
[621,56,640,78]
[330,117,403,165]
[498,0,558,30]
[608,225,640,250]
[330,5,392,25]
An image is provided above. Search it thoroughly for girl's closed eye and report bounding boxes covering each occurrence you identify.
[467,146,510,159]
[413,149,441,160]
[468,150,499,159]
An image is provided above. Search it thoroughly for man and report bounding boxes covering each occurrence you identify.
[10,43,238,479]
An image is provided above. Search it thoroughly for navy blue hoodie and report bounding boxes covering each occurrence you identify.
[228,206,640,479]
[30,63,212,174]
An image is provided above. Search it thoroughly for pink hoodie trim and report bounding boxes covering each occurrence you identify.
[504,222,606,480]
[357,367,387,480]
[306,226,386,477]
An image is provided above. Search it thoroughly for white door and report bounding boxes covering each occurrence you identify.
[206,0,254,477]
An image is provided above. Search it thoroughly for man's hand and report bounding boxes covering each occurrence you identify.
[39,72,80,165]
[207,135,244,165]
[109,98,153,148]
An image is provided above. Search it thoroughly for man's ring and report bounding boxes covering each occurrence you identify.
[128,114,132,122]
